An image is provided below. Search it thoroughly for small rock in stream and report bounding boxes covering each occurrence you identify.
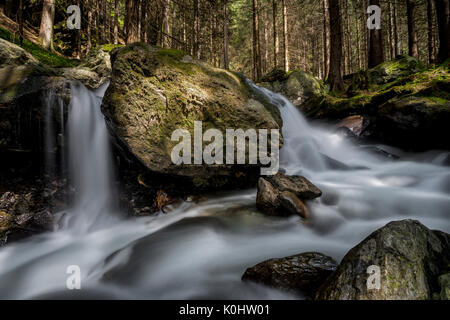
[242,252,337,297]
[256,172,321,218]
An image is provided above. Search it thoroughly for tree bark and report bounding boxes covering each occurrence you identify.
[272,0,279,68]
[87,1,92,53]
[406,0,419,58]
[427,0,435,64]
[434,0,450,62]
[18,0,23,46]
[323,0,330,78]
[281,0,289,72]
[114,0,119,44]
[126,0,140,44]
[327,0,344,91]
[252,0,262,80]
[368,0,383,68]
[39,0,55,51]
[224,1,229,70]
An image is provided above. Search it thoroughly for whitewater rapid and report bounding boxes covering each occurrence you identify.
[0,81,448,299]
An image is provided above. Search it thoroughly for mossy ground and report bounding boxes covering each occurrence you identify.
[0,27,78,67]
[307,60,450,118]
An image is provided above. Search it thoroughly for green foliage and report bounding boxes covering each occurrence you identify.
[0,27,78,68]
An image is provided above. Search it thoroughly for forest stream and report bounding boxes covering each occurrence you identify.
[0,80,448,299]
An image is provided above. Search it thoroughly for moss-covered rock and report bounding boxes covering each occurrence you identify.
[102,43,283,191]
[259,69,326,109]
[315,220,450,300]
[368,55,425,85]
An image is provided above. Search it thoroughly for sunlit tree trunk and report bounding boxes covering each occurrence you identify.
[406,0,419,58]
[39,0,55,51]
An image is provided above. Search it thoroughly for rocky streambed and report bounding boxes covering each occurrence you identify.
[0,39,449,300]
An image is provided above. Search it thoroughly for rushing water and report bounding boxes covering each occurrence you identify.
[0,81,449,299]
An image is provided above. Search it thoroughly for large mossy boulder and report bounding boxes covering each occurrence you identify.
[242,252,337,297]
[315,220,450,300]
[368,55,425,85]
[102,43,283,190]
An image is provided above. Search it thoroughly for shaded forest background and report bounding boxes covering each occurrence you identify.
[1,0,449,87]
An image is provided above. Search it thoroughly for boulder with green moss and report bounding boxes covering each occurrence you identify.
[259,69,325,109]
[315,220,450,300]
[102,43,283,190]
[368,55,425,85]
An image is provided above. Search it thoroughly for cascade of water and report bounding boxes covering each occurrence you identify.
[61,81,118,233]
[0,81,448,300]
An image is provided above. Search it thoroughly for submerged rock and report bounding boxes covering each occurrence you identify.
[102,43,283,191]
[315,220,450,300]
[256,172,321,218]
[242,252,337,297]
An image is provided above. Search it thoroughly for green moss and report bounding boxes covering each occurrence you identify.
[100,44,124,53]
[0,27,78,68]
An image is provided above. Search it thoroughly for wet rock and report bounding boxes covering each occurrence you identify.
[336,115,369,138]
[259,70,325,110]
[256,173,321,218]
[102,43,282,191]
[242,252,337,297]
[315,220,450,300]
[265,172,322,200]
[373,96,450,150]
[260,68,288,83]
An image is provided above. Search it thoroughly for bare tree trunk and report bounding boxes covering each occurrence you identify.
[368,0,384,68]
[406,0,419,58]
[272,0,279,68]
[355,0,362,70]
[18,0,23,46]
[126,0,140,44]
[114,0,119,44]
[281,0,289,72]
[434,0,450,62]
[427,0,435,64]
[328,0,344,91]
[87,1,92,52]
[393,1,400,56]
[224,1,229,70]
[141,0,147,43]
[323,0,330,77]
[39,0,55,51]
[252,0,262,80]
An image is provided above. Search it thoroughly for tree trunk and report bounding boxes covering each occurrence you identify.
[39,0,55,51]
[368,0,384,68]
[224,1,229,70]
[434,0,450,62]
[427,0,435,64]
[327,0,344,91]
[114,0,119,44]
[272,0,279,68]
[126,0,140,44]
[393,1,400,56]
[193,0,199,58]
[406,0,419,58]
[18,0,23,46]
[281,0,289,72]
[252,0,262,80]
[323,0,330,78]
[141,0,147,43]
[87,1,92,53]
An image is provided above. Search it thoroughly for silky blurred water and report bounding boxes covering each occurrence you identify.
[0,81,448,299]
